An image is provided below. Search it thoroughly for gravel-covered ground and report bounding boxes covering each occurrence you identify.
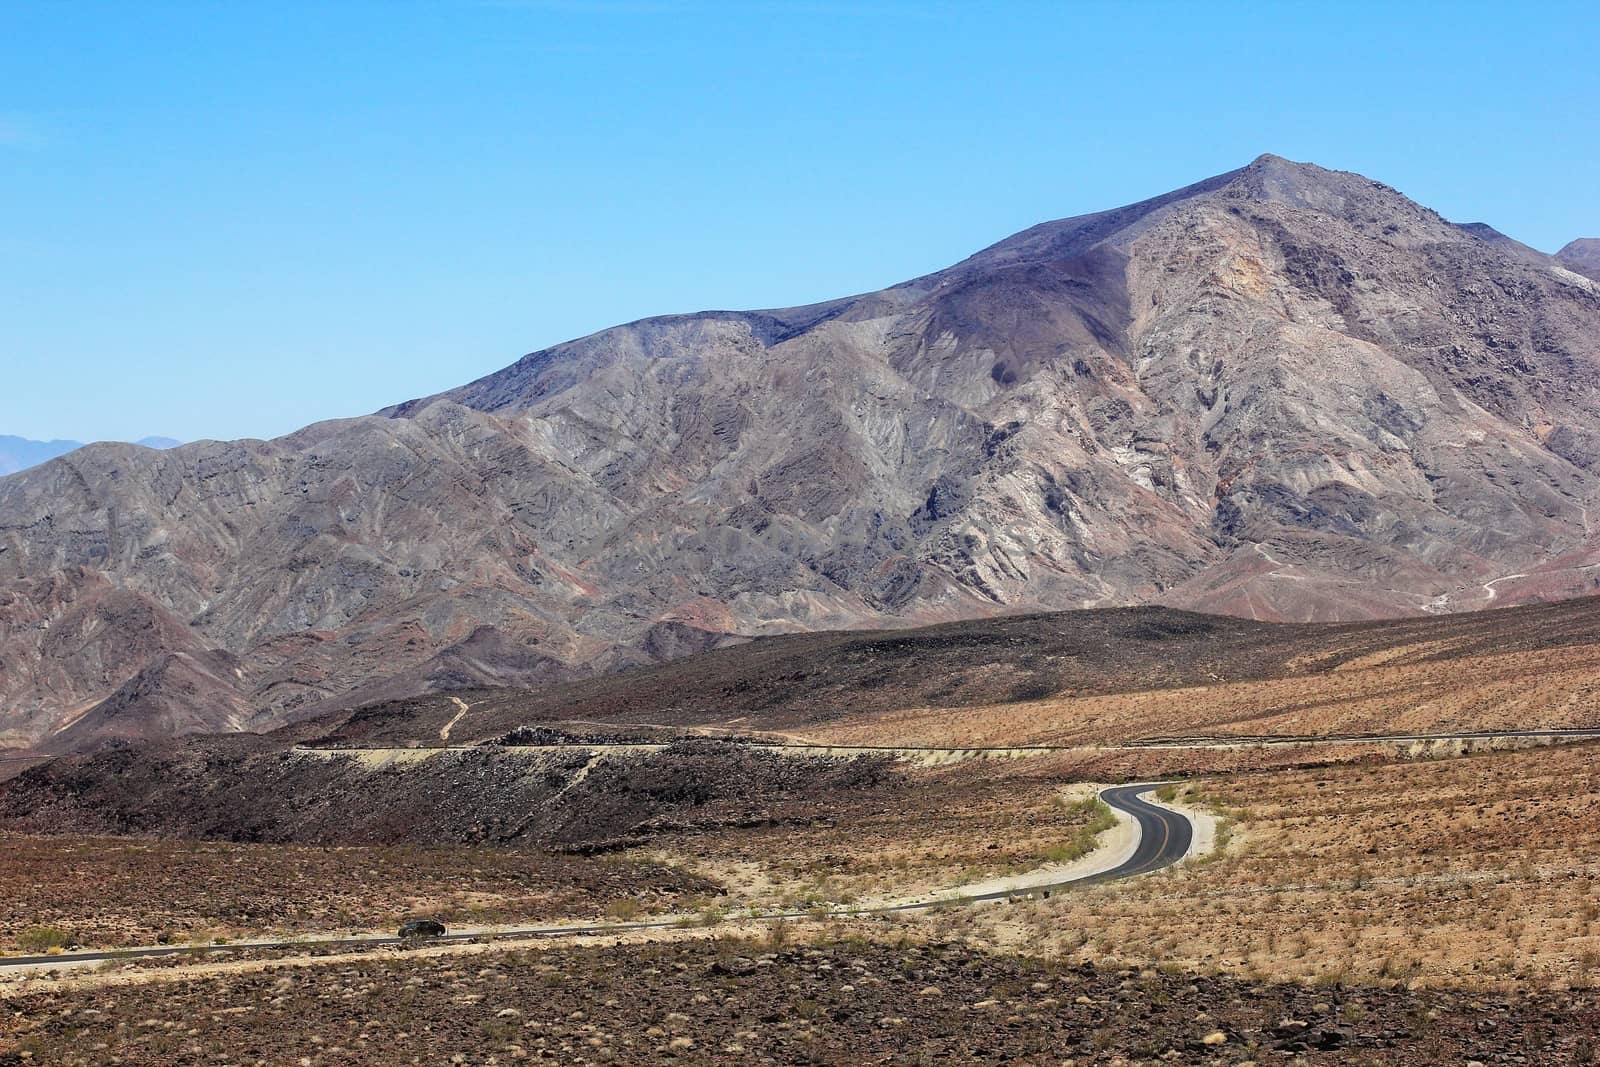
[0,832,719,955]
[4,935,1598,1065]
[0,740,898,852]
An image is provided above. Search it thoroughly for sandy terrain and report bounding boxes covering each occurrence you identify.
[945,741,1600,988]
[0,835,715,956]
[7,600,1600,1064]
[802,641,1600,748]
[627,760,1119,911]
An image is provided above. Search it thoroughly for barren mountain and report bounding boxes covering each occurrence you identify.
[1558,237,1600,281]
[5,154,1600,750]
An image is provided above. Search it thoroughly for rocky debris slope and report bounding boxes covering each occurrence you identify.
[6,154,1600,749]
[0,739,898,852]
[4,938,1597,1064]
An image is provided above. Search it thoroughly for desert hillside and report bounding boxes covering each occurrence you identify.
[6,155,1600,750]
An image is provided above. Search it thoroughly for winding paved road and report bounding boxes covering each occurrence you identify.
[1063,784,1193,883]
[0,783,1191,973]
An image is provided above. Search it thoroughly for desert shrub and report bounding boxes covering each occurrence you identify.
[17,925,73,952]
[1039,799,1117,865]
[605,897,642,921]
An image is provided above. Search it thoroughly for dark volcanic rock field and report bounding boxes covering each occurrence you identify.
[4,938,1596,1065]
[0,740,898,852]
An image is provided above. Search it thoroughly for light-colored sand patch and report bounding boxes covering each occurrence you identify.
[924,806,1139,903]
[293,747,441,770]
[1320,639,1464,673]
[439,697,471,741]
[1166,794,1219,860]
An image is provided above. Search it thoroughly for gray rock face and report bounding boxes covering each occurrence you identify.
[5,154,1600,749]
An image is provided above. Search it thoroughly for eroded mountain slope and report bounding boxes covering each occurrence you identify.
[5,154,1600,748]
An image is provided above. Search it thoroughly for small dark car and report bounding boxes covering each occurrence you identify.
[398,919,447,939]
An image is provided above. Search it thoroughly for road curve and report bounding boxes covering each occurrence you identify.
[1093,783,1195,879]
[884,782,1193,909]
[0,784,1192,972]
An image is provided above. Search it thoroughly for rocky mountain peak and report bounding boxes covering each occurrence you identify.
[5,158,1600,752]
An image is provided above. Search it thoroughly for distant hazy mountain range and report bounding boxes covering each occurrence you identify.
[0,435,180,476]
[4,153,1600,752]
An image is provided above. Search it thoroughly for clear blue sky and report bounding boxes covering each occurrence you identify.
[2,1,1596,444]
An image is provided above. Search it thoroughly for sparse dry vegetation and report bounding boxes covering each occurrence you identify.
[0,834,713,954]
[631,763,1115,910]
[14,926,73,954]
[9,599,1600,1063]
[805,639,1600,748]
[955,741,1600,988]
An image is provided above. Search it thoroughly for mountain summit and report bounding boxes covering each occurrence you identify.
[5,155,1600,750]
[1557,238,1600,281]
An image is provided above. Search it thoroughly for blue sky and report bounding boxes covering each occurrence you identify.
[2,1,1596,444]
